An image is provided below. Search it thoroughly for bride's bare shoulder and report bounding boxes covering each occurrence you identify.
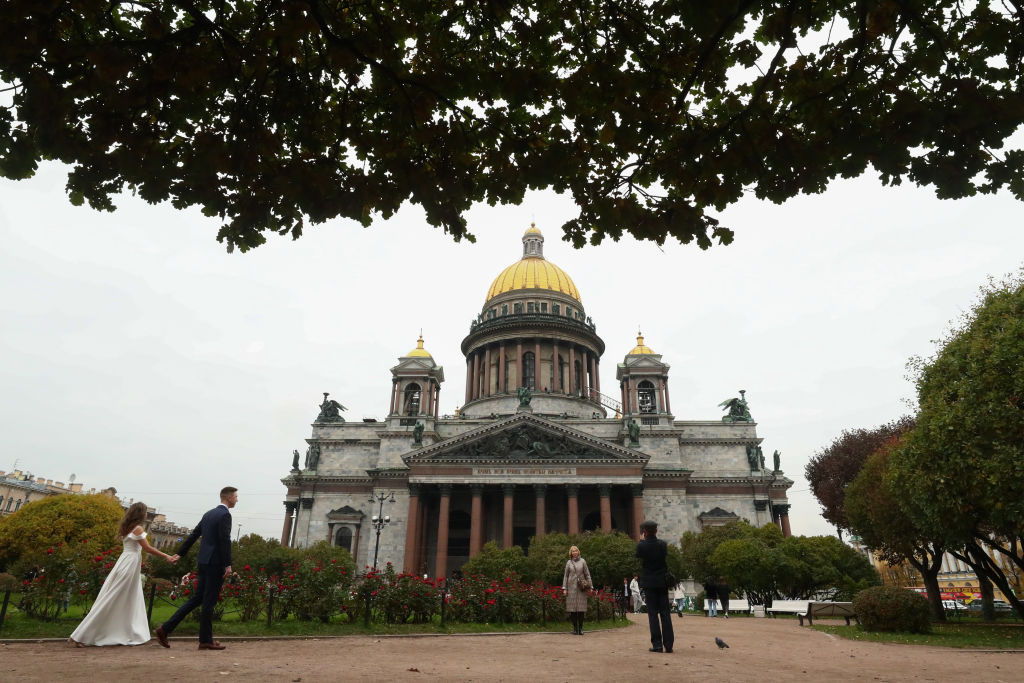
[132,525,145,536]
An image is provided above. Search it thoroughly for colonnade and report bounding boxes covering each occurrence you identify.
[403,482,643,579]
[464,339,601,403]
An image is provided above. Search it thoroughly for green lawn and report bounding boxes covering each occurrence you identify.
[814,622,1024,649]
[0,602,630,639]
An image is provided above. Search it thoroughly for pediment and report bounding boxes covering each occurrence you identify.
[403,413,647,464]
[391,357,439,373]
[622,355,668,369]
[326,505,364,520]
[699,507,739,520]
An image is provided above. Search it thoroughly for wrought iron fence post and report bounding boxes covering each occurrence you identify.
[439,588,445,628]
[498,594,503,625]
[266,586,275,627]
[364,592,371,628]
[542,599,546,625]
[0,589,10,632]
[146,583,156,626]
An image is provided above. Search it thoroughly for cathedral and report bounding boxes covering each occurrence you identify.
[281,226,793,577]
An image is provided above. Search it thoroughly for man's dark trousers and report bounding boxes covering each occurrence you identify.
[162,563,225,644]
[646,586,674,651]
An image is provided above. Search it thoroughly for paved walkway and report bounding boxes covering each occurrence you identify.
[2,614,1021,681]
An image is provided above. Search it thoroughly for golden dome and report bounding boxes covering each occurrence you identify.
[406,335,432,358]
[487,259,581,302]
[627,331,655,355]
[486,225,581,303]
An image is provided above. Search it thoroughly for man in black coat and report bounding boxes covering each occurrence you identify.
[636,519,674,653]
[154,486,237,650]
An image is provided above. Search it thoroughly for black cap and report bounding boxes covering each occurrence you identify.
[640,520,658,533]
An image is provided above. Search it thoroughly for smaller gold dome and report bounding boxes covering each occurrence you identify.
[524,222,542,236]
[407,335,432,358]
[627,331,656,355]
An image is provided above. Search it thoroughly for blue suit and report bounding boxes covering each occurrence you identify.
[636,535,674,652]
[162,504,232,644]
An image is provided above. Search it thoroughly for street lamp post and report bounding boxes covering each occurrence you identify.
[369,491,396,571]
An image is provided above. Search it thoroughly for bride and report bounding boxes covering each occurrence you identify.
[68,501,178,646]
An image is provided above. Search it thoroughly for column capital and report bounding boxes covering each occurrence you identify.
[438,483,453,496]
[566,483,580,497]
[300,498,314,509]
[470,483,485,495]
[753,499,769,512]
[771,503,791,515]
[630,483,644,497]
[283,500,298,512]
[408,482,422,496]
[598,483,612,497]
[533,483,548,497]
[501,483,517,495]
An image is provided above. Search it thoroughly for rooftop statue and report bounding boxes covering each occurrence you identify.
[304,442,321,470]
[412,421,424,445]
[627,419,640,444]
[719,389,753,422]
[517,385,532,407]
[773,450,782,474]
[291,449,300,471]
[315,392,347,423]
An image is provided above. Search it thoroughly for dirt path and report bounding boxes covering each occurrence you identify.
[2,615,1020,682]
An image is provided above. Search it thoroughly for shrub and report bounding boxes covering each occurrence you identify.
[853,585,931,633]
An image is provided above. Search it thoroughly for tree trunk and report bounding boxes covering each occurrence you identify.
[907,548,945,623]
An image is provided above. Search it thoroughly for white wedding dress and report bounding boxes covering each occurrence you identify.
[69,531,150,646]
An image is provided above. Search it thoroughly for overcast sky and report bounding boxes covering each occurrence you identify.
[1,161,1021,543]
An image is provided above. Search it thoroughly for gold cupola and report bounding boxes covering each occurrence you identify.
[485,224,581,303]
[627,331,655,355]
[406,334,432,358]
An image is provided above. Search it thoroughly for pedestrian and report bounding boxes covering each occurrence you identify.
[561,545,592,635]
[671,582,684,616]
[630,574,643,613]
[636,520,674,653]
[622,576,631,615]
[705,578,719,617]
[68,502,179,646]
[154,486,237,651]
[718,576,731,618]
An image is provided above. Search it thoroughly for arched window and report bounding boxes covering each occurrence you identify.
[335,526,353,553]
[4,497,12,512]
[522,352,535,389]
[638,380,657,413]
[574,360,583,394]
[14,499,22,512]
[403,383,422,415]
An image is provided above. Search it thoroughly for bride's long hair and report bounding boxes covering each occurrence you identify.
[118,502,149,538]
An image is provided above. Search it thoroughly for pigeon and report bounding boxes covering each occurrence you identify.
[715,637,730,649]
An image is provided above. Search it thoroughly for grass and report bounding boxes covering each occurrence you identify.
[814,621,1024,649]
[0,601,630,640]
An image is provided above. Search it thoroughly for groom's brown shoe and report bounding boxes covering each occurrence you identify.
[154,627,170,648]
[198,641,226,650]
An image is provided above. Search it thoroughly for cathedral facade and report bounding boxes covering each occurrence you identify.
[281,226,793,577]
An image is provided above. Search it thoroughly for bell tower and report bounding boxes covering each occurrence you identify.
[616,331,672,424]
[388,335,445,427]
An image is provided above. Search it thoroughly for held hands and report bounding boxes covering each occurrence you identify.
[223,565,233,578]
[166,554,180,564]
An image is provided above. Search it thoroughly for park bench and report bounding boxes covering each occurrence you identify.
[766,600,809,618]
[703,598,752,615]
[797,601,857,626]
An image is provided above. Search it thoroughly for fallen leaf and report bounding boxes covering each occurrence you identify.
[407,667,419,672]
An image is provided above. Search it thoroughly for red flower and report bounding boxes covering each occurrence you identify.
[243,565,251,570]
[80,589,87,595]
[46,548,53,555]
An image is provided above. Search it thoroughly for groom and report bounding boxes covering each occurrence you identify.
[155,486,237,651]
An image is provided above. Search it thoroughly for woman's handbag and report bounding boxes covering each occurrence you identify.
[576,575,591,591]
[664,570,678,587]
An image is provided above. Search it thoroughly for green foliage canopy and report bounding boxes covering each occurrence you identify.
[0,493,124,570]
[524,530,640,589]
[2,1,1022,252]
[890,272,1024,617]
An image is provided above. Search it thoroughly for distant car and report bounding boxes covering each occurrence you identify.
[942,600,967,611]
[966,600,1013,612]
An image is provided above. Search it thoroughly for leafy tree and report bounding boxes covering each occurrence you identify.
[2,2,1022,252]
[890,271,1024,620]
[679,520,751,585]
[805,415,915,535]
[461,541,527,581]
[0,493,123,570]
[845,441,947,621]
